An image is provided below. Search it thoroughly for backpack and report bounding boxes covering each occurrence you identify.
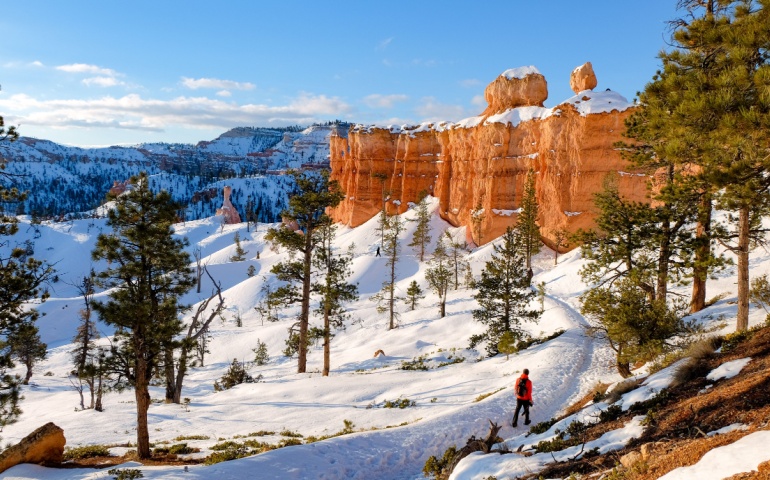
[517,377,528,398]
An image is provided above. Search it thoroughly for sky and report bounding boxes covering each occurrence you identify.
[0,1,680,147]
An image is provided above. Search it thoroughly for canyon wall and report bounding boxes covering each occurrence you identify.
[329,64,650,249]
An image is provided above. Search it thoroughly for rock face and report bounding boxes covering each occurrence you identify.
[215,186,242,224]
[482,66,548,115]
[329,65,648,248]
[0,422,66,473]
[570,62,598,94]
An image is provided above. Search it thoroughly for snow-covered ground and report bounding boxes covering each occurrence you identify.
[2,198,769,480]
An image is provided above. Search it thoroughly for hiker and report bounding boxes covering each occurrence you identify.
[375,246,381,257]
[512,368,533,428]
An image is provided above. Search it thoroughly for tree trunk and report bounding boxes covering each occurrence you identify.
[164,348,176,403]
[440,298,446,318]
[173,348,189,404]
[736,205,750,331]
[656,219,671,302]
[323,308,331,377]
[617,360,632,378]
[298,235,313,374]
[135,364,152,459]
[23,361,33,385]
[691,194,712,313]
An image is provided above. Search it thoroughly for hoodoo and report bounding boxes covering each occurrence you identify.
[329,64,648,248]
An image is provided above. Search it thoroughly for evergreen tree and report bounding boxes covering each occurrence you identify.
[425,236,453,318]
[70,275,100,410]
[516,168,541,278]
[313,222,358,376]
[581,279,695,378]
[404,280,424,311]
[444,231,469,290]
[374,213,404,330]
[265,170,344,372]
[0,118,53,429]
[7,321,46,385]
[623,0,770,329]
[230,231,247,262]
[470,228,540,356]
[408,193,432,262]
[91,172,195,459]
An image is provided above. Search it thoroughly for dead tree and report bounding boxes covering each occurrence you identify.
[165,267,226,403]
[445,421,503,478]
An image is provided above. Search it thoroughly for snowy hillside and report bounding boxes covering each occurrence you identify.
[2,199,770,479]
[0,124,347,220]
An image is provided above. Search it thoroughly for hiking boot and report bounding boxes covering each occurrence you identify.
[524,419,531,425]
[512,422,517,428]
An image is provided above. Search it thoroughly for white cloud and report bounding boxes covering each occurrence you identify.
[471,95,486,107]
[30,61,45,68]
[0,92,352,133]
[460,78,481,88]
[414,97,469,123]
[362,94,408,109]
[181,77,255,91]
[56,63,118,76]
[216,90,232,97]
[377,37,394,51]
[83,76,125,87]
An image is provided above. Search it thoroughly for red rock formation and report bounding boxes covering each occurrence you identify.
[570,62,598,94]
[329,65,648,249]
[215,186,242,224]
[0,422,66,473]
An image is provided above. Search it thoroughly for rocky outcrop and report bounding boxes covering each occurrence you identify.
[329,65,648,248]
[570,62,598,94]
[215,186,241,224]
[0,422,66,473]
[482,66,548,116]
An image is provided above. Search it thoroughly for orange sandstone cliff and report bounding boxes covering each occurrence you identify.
[329,64,649,248]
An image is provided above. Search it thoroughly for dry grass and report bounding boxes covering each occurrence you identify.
[562,381,610,418]
[605,378,644,404]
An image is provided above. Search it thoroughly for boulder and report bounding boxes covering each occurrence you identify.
[482,67,548,115]
[215,186,242,224]
[0,422,66,473]
[570,62,598,94]
[620,450,643,469]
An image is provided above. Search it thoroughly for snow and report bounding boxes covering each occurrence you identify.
[485,106,552,128]
[501,66,541,80]
[0,201,767,480]
[658,431,770,480]
[707,423,749,437]
[561,90,634,115]
[707,357,752,381]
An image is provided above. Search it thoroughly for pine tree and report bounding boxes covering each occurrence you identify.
[516,168,541,278]
[265,170,344,372]
[230,231,247,262]
[581,279,694,378]
[444,231,468,290]
[404,280,424,311]
[7,321,46,385]
[91,172,195,459]
[376,213,404,329]
[408,194,432,262]
[313,222,358,376]
[623,0,770,329]
[471,228,540,356]
[425,236,453,318]
[0,118,53,429]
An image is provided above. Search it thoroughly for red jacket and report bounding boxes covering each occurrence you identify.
[515,374,533,401]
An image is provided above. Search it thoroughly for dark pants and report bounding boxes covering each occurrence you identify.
[512,399,530,427]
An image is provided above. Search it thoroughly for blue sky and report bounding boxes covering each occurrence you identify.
[0,1,679,146]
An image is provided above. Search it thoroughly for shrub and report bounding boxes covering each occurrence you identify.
[720,327,758,353]
[214,358,256,392]
[598,404,623,422]
[63,444,111,460]
[528,418,558,435]
[174,434,210,441]
[168,443,198,455]
[474,388,505,402]
[383,398,416,409]
[423,445,457,480]
[401,355,429,371]
[437,355,465,368]
[107,468,143,480]
[604,378,644,404]
[253,339,270,366]
[204,444,251,465]
[279,430,303,438]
